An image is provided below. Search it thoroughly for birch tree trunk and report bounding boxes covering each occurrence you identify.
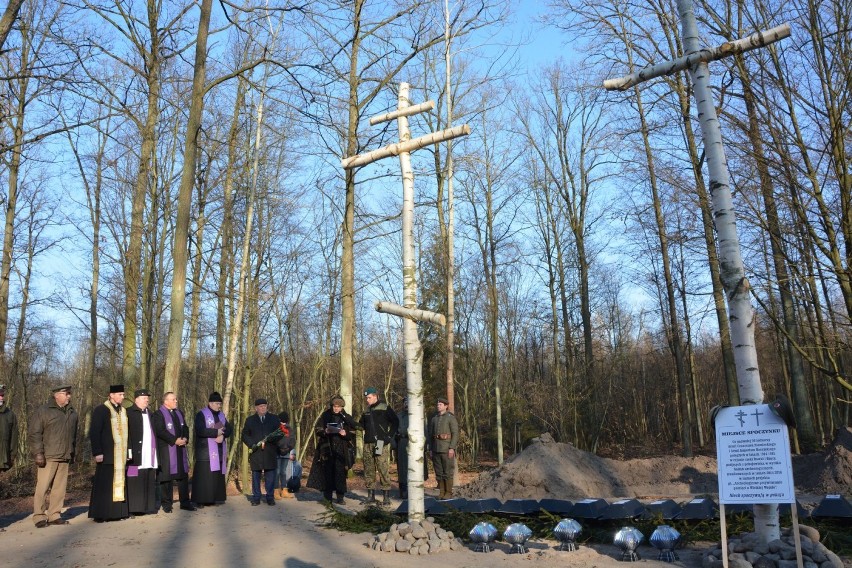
[163,0,213,394]
[396,82,427,522]
[675,0,774,542]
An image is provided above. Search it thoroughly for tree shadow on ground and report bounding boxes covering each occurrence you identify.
[677,466,718,493]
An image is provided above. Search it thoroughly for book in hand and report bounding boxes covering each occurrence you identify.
[326,423,341,433]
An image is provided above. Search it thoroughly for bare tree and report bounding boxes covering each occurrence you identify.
[162,0,214,393]
[0,0,25,52]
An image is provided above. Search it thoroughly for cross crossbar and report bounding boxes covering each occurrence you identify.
[341,124,470,169]
[370,100,435,125]
[375,301,446,326]
[603,23,790,91]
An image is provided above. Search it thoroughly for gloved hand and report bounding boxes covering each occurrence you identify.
[35,453,46,468]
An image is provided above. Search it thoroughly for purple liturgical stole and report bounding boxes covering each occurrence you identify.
[160,406,190,475]
[200,407,227,472]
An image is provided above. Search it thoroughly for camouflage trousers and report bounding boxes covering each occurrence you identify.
[363,442,392,490]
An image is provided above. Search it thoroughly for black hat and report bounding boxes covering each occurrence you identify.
[109,384,125,394]
[254,398,268,406]
[208,392,223,403]
[52,385,72,393]
[278,411,290,423]
[134,389,151,398]
[437,397,449,405]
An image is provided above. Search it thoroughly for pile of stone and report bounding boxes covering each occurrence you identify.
[702,525,844,568]
[370,517,465,555]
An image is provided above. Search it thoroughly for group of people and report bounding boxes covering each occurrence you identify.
[15,384,236,527]
[0,382,459,530]
[86,386,236,523]
[306,387,459,505]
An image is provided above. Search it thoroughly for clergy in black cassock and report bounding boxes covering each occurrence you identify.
[152,392,194,512]
[191,392,232,506]
[88,385,130,522]
[126,389,159,515]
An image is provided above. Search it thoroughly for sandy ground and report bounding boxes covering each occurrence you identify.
[1,489,713,568]
[2,427,850,568]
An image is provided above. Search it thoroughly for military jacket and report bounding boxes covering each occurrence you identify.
[428,411,458,453]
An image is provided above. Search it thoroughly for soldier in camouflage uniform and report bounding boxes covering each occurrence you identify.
[428,397,458,500]
[359,387,398,505]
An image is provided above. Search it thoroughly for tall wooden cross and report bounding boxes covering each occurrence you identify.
[604,0,791,554]
[341,82,470,521]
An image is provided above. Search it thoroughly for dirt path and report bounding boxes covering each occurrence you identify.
[2,490,712,568]
[3,428,850,567]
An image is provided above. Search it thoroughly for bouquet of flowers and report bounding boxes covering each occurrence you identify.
[250,428,284,452]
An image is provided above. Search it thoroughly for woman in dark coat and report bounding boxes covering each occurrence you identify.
[306,396,357,504]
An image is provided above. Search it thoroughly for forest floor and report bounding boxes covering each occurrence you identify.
[1,427,850,568]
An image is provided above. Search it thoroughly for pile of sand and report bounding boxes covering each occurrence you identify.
[794,427,852,496]
[458,429,852,502]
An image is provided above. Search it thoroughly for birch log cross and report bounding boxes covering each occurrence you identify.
[341,82,470,521]
[604,0,790,551]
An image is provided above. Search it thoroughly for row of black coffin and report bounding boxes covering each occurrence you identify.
[395,494,852,520]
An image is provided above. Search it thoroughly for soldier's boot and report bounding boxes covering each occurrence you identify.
[437,479,446,500]
[365,489,377,504]
[382,490,391,505]
[445,478,454,499]
[274,488,283,499]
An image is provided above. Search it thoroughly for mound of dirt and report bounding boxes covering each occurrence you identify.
[458,429,852,502]
[793,427,852,496]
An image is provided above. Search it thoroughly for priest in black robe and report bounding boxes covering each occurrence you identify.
[152,391,194,512]
[88,385,130,522]
[126,389,159,515]
[191,392,232,506]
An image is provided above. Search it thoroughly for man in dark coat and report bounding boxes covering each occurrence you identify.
[28,385,77,527]
[192,392,232,507]
[241,398,281,505]
[0,384,17,472]
[88,385,130,522]
[151,391,194,512]
[126,389,158,515]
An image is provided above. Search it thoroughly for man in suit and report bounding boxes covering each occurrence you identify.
[241,398,280,505]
